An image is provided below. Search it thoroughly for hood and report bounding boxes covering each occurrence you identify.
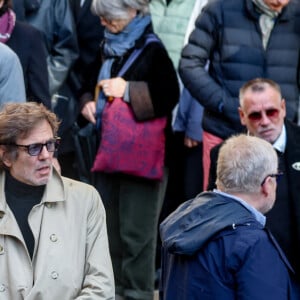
[160,192,254,256]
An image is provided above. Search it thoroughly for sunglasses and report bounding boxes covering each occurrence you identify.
[10,137,61,156]
[260,172,283,186]
[247,109,279,121]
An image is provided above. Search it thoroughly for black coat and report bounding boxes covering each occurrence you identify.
[6,21,51,108]
[208,120,300,280]
[179,0,300,139]
[79,24,180,167]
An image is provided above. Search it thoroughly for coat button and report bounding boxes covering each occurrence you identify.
[51,271,59,280]
[0,245,4,254]
[50,234,58,242]
[46,203,53,208]
[0,284,5,292]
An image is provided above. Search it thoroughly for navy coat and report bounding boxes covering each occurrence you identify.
[160,192,300,299]
[208,120,300,280]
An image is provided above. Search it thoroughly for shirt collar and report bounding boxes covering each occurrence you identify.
[214,189,266,226]
[272,124,286,153]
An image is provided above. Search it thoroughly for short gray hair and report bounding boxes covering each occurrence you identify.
[91,0,149,20]
[216,134,278,194]
[239,78,282,107]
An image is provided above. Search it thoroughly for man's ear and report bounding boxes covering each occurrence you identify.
[261,176,273,197]
[281,98,286,118]
[238,107,246,125]
[0,146,12,168]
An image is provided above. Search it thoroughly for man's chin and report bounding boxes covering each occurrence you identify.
[258,131,276,143]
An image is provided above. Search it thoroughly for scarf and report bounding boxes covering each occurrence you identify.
[252,0,279,49]
[0,9,16,43]
[96,14,151,129]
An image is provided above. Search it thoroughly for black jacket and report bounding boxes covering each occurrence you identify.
[179,0,300,139]
[79,24,180,166]
[7,21,51,108]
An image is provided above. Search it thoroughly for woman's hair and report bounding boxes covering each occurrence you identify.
[0,0,12,16]
[216,134,278,194]
[91,0,149,20]
[0,102,60,169]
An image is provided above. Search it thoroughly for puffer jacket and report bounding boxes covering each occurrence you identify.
[0,170,115,299]
[179,0,300,139]
[160,192,300,299]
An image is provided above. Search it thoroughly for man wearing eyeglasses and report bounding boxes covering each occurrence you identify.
[160,134,300,299]
[0,102,114,299]
[208,78,300,283]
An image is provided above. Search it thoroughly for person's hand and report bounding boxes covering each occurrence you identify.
[99,77,127,99]
[81,101,97,124]
[184,136,200,148]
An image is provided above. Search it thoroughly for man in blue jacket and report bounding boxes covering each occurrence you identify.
[160,134,300,299]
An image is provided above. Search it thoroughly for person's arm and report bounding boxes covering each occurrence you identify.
[128,42,180,121]
[0,44,26,103]
[47,0,79,95]
[75,189,115,299]
[179,1,239,123]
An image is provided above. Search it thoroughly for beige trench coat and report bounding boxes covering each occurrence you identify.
[0,170,115,299]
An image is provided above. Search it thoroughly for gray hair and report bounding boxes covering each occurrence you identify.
[239,78,282,107]
[216,134,278,194]
[91,0,149,20]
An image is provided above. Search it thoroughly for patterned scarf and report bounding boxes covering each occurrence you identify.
[252,0,279,49]
[96,13,151,129]
[0,9,16,43]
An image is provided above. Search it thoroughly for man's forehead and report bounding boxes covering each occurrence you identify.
[243,89,281,110]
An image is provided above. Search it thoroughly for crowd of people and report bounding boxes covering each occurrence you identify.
[0,0,300,299]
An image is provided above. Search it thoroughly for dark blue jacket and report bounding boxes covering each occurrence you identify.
[179,0,300,139]
[160,192,300,299]
[208,120,300,280]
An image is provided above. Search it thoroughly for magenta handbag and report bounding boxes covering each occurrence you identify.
[91,98,166,180]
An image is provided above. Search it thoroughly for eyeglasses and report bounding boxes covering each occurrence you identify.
[248,109,279,121]
[260,172,283,186]
[10,137,61,156]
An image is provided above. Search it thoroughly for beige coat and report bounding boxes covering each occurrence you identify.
[0,170,115,299]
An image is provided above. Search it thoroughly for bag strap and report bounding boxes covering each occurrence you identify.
[118,34,161,77]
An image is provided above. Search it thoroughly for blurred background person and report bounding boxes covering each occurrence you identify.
[179,0,300,190]
[0,42,25,104]
[149,0,209,283]
[80,0,179,299]
[69,0,104,100]
[12,0,79,179]
[0,0,51,108]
